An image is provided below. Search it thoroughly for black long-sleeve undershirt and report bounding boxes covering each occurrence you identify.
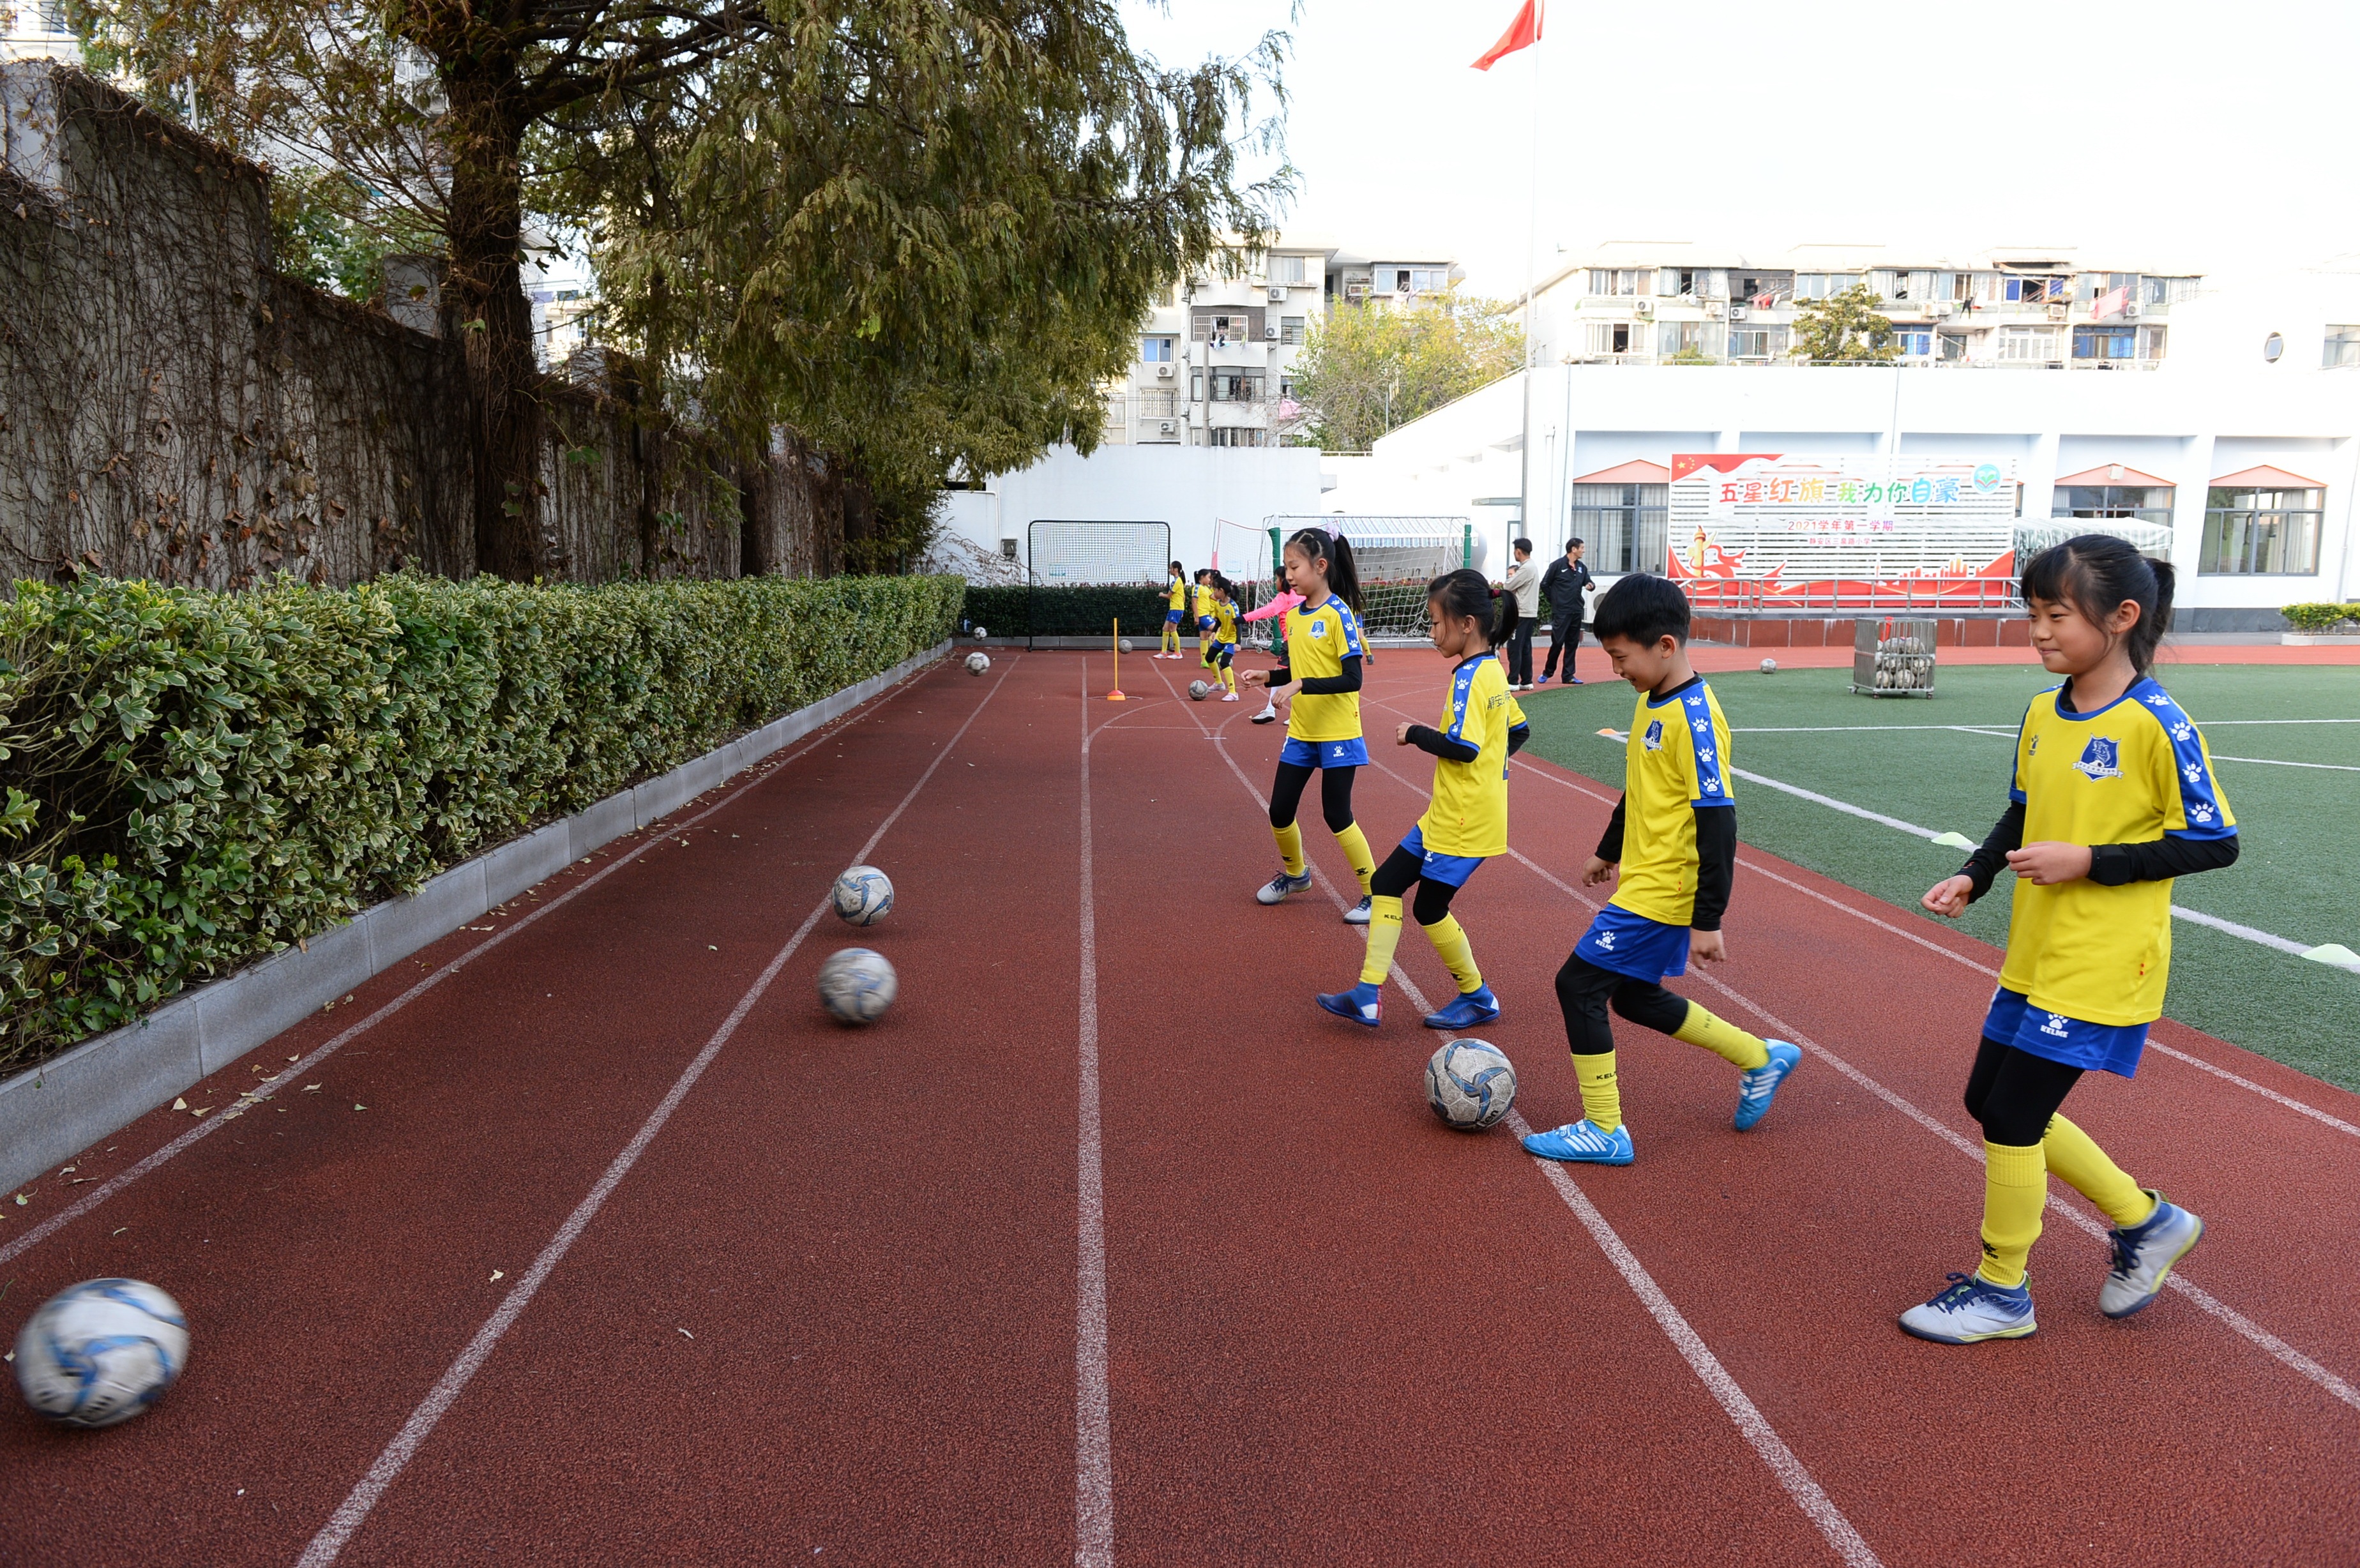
[1956,799,2240,901]
[1404,721,1531,765]
[1592,797,1738,931]
[1266,652,1362,696]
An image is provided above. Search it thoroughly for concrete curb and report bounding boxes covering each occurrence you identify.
[0,640,951,1195]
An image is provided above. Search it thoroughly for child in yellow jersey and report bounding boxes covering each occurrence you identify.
[1192,571,1218,658]
[1240,527,1382,924]
[1522,573,1801,1168]
[1901,536,2233,1345]
[1318,570,1527,1030]
[1203,577,1243,700]
[1160,562,1188,658]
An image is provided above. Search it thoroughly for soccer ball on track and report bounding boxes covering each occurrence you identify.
[966,652,991,675]
[1425,1039,1518,1131]
[1759,658,1778,674]
[817,947,897,1025]
[971,625,987,639]
[1118,638,1135,654]
[1188,680,1211,701]
[831,864,894,927]
[13,1278,190,1429]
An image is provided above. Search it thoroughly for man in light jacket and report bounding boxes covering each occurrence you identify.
[1537,537,1594,685]
[1499,538,1540,690]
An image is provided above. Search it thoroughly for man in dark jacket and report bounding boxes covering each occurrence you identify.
[1536,538,1594,684]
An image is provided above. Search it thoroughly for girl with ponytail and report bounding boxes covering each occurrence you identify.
[1316,569,1530,1030]
[1903,534,2237,1344]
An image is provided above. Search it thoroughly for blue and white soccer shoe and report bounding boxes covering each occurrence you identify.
[1519,1119,1633,1165]
[1317,982,1382,1029]
[1421,986,1501,1030]
[1343,896,1373,926]
[2100,1192,2204,1318]
[1255,868,1313,905]
[1898,1272,2037,1343]
[1733,1040,1802,1131]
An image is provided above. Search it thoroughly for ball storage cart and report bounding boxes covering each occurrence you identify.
[1851,617,1937,698]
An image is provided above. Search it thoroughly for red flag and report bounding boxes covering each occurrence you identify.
[1472,0,1543,70]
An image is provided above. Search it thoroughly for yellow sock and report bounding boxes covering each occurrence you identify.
[2042,1113,2154,1229]
[1979,1141,2047,1288]
[1573,1051,1622,1132]
[1333,822,1375,894]
[1273,821,1305,877]
[1421,914,1484,995]
[1222,667,1236,693]
[1674,1002,1770,1071]
[1359,896,1404,985]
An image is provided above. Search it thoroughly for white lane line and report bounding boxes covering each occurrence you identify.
[1074,665,1115,1568]
[0,661,945,1270]
[294,660,1018,1567]
[1497,843,2360,1421]
[2212,755,2360,773]
[1177,675,1881,1567]
[1727,765,1942,837]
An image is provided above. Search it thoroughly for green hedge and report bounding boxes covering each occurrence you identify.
[2281,602,2359,633]
[0,571,963,1073]
[962,584,1170,638]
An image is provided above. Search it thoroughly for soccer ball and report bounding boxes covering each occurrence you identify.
[831,864,894,926]
[1759,658,1778,674]
[972,625,987,639]
[1118,638,1135,654]
[817,947,896,1025]
[966,652,990,675]
[13,1278,189,1428]
[1188,680,1211,701]
[1425,1039,1517,1131]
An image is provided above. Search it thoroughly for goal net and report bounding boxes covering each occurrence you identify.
[1238,515,1476,646]
[1025,519,1172,646]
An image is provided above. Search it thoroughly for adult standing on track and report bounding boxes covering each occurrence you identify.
[1499,537,1541,690]
[1537,538,1594,686]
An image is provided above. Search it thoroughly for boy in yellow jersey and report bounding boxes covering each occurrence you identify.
[1319,570,1527,1029]
[1204,577,1243,700]
[1160,562,1188,658]
[1191,571,1219,668]
[1522,573,1801,1166]
[1902,536,2231,1343]
[1240,527,1382,924]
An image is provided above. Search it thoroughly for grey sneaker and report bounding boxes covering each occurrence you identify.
[1256,868,1313,905]
[1343,896,1373,925]
[2099,1193,2204,1318]
[1899,1272,2037,1343]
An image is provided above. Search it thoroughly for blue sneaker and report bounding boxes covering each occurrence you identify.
[1520,1119,1633,1165]
[1317,983,1382,1029]
[2099,1192,2204,1318]
[1421,986,1501,1030]
[1898,1272,2037,1343]
[1733,1040,1802,1131]
[1256,868,1313,905]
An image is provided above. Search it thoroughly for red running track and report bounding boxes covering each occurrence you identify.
[3,647,2356,1566]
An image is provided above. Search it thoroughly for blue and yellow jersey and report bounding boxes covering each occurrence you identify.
[1610,677,1734,926]
[1418,654,1528,858]
[1167,577,1188,613]
[1211,600,1239,645]
[2000,677,2234,1026]
[1191,584,1216,622]
[1282,597,1365,744]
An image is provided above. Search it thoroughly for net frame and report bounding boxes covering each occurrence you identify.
[1025,519,1173,650]
[1245,515,1476,645]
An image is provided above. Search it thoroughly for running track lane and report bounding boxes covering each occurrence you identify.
[0,658,1024,1566]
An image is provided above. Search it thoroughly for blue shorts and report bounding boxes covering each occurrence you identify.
[1164,610,1184,626]
[1400,824,1483,889]
[1197,615,1216,633]
[1983,988,2149,1078]
[1574,905,1692,983]
[1280,736,1370,769]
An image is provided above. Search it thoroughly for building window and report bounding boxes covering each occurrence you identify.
[1190,369,1203,402]
[1658,322,1713,358]
[1997,327,2059,363]
[1893,329,1934,356]
[1269,254,1307,284]
[2055,486,2174,526]
[1568,485,1669,573]
[2073,325,2138,361]
[2202,486,2322,574]
[1140,336,1174,363]
[2326,326,2360,368]
[1999,275,2067,303]
[1726,327,1789,360]
[1792,273,1861,301]
[1280,315,1306,345]
[1209,370,1263,402]
[999,538,1019,559]
[1209,428,1267,448]
[1589,269,1649,297]
[1588,321,1636,356]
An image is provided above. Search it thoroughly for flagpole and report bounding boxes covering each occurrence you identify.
[1518,6,1541,567]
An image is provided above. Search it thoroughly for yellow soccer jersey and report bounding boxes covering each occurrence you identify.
[1418,653,1528,857]
[1211,601,1239,644]
[1999,677,2234,1027]
[1191,584,1215,621]
[1282,597,1366,744]
[1609,676,1735,926]
[1167,577,1188,612]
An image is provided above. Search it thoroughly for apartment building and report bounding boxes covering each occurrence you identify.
[1526,243,2202,371]
[1,0,79,61]
[1101,239,1464,448]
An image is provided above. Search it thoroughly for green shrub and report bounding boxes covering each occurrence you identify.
[2281,602,2359,633]
[962,584,1170,638]
[0,571,963,1073]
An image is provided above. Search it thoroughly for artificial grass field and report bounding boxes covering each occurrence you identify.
[1516,661,2360,1092]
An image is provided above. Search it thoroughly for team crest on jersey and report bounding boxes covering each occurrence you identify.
[2072,736,2122,780]
[1308,619,1329,638]
[1643,720,1664,751]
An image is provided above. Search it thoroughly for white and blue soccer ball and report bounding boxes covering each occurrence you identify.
[831,864,895,927]
[1759,657,1778,674]
[1425,1039,1517,1131]
[965,652,991,675]
[13,1278,190,1429]
[818,947,897,1025]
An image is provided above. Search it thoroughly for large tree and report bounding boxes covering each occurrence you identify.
[77,0,1288,577]
[1285,289,1522,452]
[1790,282,1900,364]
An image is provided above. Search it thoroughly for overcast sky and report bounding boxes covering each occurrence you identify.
[1119,0,2360,297]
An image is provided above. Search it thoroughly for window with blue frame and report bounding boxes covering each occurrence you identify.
[2073,325,2138,361]
[1893,329,1933,356]
[1140,336,1176,363]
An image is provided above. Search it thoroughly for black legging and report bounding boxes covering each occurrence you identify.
[1554,951,1688,1055]
[1963,1036,2084,1147]
[1543,619,1582,679]
[1370,844,1461,926]
[1269,760,1358,835]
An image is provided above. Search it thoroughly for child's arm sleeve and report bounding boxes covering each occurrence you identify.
[2089,836,2239,884]
[1594,797,1627,861]
[1960,801,2026,901]
[1406,725,1479,763]
[1690,806,1736,931]
[1296,655,1363,695]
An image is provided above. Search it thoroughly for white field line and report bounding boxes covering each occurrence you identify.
[294,659,1017,1567]
[2211,755,2360,773]
[1497,843,2360,1421]
[1179,677,1881,1567]
[1504,744,2360,1138]
[1075,666,1114,1568]
[0,663,943,1270]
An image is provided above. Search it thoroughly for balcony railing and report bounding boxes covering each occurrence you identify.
[1682,576,2024,614]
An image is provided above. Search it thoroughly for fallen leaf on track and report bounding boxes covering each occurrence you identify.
[677,1328,694,1339]
[303,1084,322,1092]
[352,1104,367,1112]
[490,1270,504,1282]
[172,1097,188,1111]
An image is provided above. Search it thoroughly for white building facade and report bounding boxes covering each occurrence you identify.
[1,0,78,62]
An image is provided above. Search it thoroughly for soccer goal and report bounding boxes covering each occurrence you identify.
[1025,519,1173,649]
[1253,515,1478,644]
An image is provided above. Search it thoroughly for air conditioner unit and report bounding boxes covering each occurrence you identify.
[1264,325,1278,340]
[1634,299,1654,319]
[1727,306,1748,322]
[1267,287,1288,302]
[1158,421,1176,434]
[2046,303,2069,322]
[1156,363,1174,379]
[2122,303,2140,320]
[1704,301,1725,319]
